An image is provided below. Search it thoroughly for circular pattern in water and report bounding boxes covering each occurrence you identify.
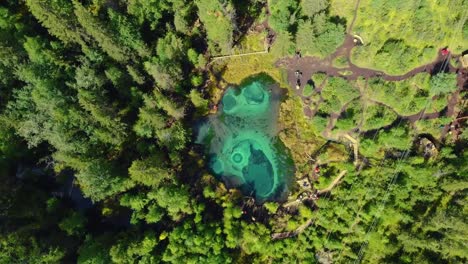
[244,82,265,104]
[197,75,294,202]
[232,153,243,163]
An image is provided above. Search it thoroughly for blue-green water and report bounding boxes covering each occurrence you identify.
[196,75,294,202]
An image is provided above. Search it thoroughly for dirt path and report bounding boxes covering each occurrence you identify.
[348,0,361,34]
[272,170,347,240]
[276,37,459,98]
[275,34,468,150]
[440,69,467,139]
[271,218,314,240]
[278,0,463,126]
[270,0,467,241]
[317,170,348,195]
[277,0,462,98]
[276,32,466,135]
[210,49,268,63]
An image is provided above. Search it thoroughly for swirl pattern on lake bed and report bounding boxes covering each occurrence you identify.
[197,75,294,202]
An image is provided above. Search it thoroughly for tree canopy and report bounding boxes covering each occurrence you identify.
[0,0,466,263]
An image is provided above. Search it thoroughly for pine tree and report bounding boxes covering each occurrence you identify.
[73,1,130,62]
[26,0,88,47]
[195,0,235,54]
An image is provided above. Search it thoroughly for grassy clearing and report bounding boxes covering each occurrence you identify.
[238,31,267,52]
[329,0,356,31]
[331,0,468,74]
[211,32,290,88]
[279,97,326,175]
[332,55,349,68]
[213,52,287,87]
[338,69,353,76]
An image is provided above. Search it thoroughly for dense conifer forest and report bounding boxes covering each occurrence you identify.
[0,0,466,263]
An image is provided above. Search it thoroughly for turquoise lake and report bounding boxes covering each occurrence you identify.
[196,75,294,202]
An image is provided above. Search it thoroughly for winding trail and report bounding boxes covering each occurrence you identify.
[269,0,467,241]
[348,0,361,34]
[276,32,466,140]
[317,170,348,195]
[272,170,347,240]
[277,34,460,100]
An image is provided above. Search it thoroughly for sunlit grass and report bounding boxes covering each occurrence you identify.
[215,52,288,88]
[331,0,468,74]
